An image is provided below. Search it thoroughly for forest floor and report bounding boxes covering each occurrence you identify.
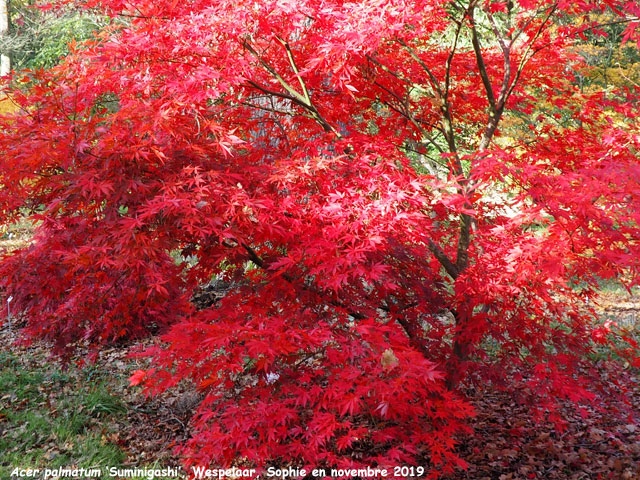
[1,226,639,480]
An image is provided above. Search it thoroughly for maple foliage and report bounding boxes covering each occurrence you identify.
[1,0,639,476]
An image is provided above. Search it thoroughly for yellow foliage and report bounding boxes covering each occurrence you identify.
[0,94,18,115]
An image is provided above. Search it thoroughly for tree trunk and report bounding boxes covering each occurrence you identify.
[0,0,10,76]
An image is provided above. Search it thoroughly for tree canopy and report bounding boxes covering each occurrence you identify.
[0,0,639,476]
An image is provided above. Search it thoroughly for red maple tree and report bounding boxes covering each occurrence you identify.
[1,0,639,476]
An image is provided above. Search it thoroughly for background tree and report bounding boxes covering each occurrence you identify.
[0,0,9,76]
[0,0,639,476]
[574,12,640,92]
[0,1,105,71]
[0,1,105,116]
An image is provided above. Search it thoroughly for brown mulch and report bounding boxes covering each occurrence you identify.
[445,383,640,480]
[444,288,640,480]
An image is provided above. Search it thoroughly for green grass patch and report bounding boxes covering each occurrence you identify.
[0,350,127,479]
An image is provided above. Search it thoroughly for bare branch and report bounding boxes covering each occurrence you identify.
[444,7,468,100]
[242,39,342,137]
[507,4,558,101]
[428,240,459,279]
[276,36,312,105]
[469,6,497,114]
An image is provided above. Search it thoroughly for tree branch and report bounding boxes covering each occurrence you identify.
[428,240,459,279]
[469,6,497,115]
[242,39,341,137]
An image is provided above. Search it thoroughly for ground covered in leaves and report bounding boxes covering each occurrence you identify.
[1,227,639,480]
[1,302,639,480]
[446,382,640,480]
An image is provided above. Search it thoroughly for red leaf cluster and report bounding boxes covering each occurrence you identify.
[1,0,639,476]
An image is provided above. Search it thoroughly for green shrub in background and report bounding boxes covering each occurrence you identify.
[1,1,107,71]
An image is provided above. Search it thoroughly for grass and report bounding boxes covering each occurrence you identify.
[0,350,127,478]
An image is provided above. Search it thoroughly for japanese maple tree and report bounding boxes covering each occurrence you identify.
[1,0,639,476]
